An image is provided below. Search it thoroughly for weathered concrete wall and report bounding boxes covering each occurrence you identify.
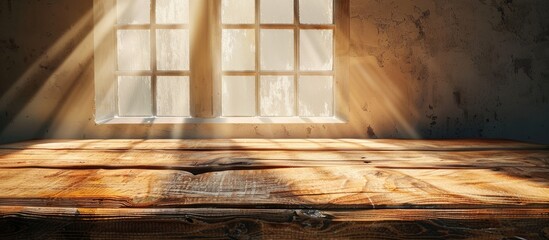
[1,0,548,143]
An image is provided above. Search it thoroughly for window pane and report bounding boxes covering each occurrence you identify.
[222,0,255,24]
[260,0,293,24]
[261,30,294,71]
[157,29,189,71]
[222,76,256,117]
[299,0,333,24]
[222,29,256,71]
[260,76,295,117]
[118,76,153,117]
[156,0,189,24]
[117,30,150,71]
[157,76,190,117]
[299,76,333,117]
[117,0,150,25]
[300,30,333,71]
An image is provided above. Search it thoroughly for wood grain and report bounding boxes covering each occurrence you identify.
[1,149,548,170]
[0,166,548,209]
[0,139,548,239]
[3,207,549,222]
[1,139,547,151]
[1,207,549,240]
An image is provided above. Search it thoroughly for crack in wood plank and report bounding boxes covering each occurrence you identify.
[0,139,548,239]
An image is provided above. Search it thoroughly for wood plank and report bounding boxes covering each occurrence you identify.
[1,149,548,183]
[3,206,549,222]
[2,218,548,240]
[1,139,547,151]
[0,149,549,168]
[1,207,549,240]
[1,139,548,238]
[0,167,548,209]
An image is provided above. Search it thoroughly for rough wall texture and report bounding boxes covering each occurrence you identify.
[1,0,548,143]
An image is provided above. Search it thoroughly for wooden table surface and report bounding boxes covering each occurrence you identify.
[0,139,548,239]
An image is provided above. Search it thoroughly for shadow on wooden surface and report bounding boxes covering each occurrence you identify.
[2,208,549,239]
[0,139,548,239]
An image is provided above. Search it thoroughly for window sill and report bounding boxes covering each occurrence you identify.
[96,117,347,125]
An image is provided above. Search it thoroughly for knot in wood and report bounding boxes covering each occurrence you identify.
[292,210,333,230]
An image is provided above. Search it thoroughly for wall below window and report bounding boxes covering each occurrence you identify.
[1,0,548,143]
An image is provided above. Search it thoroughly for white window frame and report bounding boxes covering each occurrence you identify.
[93,0,349,124]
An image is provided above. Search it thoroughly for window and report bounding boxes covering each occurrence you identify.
[94,0,349,124]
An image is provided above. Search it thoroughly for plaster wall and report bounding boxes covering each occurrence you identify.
[1,0,548,143]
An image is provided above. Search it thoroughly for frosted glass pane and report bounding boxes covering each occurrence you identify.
[117,0,150,24]
[157,76,190,117]
[260,76,295,117]
[299,76,333,117]
[118,76,152,117]
[299,0,333,24]
[222,0,255,24]
[156,0,189,24]
[222,76,256,116]
[300,30,333,71]
[117,30,150,71]
[222,29,256,71]
[156,29,189,71]
[261,30,294,71]
[260,0,293,24]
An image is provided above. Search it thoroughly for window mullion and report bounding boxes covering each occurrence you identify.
[294,0,300,117]
[255,0,261,117]
[190,0,216,118]
[211,0,222,117]
[334,0,350,121]
[150,0,158,117]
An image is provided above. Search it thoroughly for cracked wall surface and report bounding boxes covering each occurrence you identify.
[1,0,548,143]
